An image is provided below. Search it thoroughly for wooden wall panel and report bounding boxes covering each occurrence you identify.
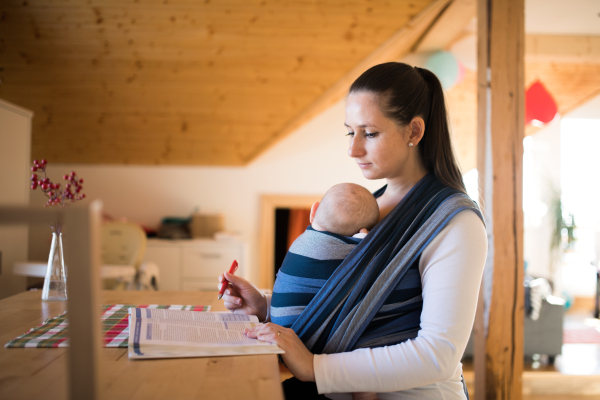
[0,0,436,165]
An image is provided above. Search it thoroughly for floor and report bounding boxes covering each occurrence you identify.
[523,312,599,375]
[278,311,600,398]
[465,312,600,397]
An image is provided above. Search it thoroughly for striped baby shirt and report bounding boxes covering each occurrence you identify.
[271,226,361,328]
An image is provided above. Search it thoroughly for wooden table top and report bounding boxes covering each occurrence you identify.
[0,290,284,400]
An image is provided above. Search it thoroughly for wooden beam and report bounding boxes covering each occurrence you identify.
[0,202,103,399]
[414,0,476,52]
[242,0,453,164]
[0,207,62,225]
[526,35,600,63]
[475,0,525,399]
[64,201,103,400]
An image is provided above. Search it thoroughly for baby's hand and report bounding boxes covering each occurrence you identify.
[352,228,370,239]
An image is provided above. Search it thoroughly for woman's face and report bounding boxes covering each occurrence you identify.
[345,91,411,181]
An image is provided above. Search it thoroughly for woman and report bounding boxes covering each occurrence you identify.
[219,62,487,399]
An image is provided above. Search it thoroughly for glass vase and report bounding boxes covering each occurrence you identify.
[42,226,68,301]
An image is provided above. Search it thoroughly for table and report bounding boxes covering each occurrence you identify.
[0,290,284,400]
[14,261,137,280]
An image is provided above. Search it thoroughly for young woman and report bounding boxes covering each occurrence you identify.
[219,62,487,400]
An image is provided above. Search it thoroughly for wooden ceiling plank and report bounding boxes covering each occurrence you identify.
[526,35,600,63]
[413,0,475,52]
[241,0,453,164]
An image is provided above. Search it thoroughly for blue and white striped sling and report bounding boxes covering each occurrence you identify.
[272,173,484,355]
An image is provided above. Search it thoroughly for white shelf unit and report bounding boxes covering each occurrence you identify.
[143,238,247,291]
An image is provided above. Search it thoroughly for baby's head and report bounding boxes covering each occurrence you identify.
[310,183,379,237]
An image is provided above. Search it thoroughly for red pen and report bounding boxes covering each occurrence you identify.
[218,260,238,300]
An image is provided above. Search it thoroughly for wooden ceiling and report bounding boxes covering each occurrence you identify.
[1,0,599,169]
[0,0,444,166]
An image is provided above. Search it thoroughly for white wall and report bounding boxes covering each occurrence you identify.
[29,90,600,294]
[32,99,387,284]
[523,121,561,282]
[558,95,600,297]
[566,93,600,119]
[523,92,600,296]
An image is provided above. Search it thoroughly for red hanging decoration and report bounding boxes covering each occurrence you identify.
[525,80,558,126]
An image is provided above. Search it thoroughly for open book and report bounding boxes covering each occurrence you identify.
[128,308,284,359]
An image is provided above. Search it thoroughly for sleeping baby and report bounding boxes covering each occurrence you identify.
[271,182,381,400]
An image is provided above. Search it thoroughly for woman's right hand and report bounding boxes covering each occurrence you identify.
[218,271,268,321]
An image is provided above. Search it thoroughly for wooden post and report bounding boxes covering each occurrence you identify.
[0,203,102,398]
[475,0,525,399]
[64,200,103,400]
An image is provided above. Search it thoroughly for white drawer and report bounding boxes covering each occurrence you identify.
[182,279,217,291]
[182,244,242,279]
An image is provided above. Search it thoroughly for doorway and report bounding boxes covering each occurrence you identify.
[259,194,321,289]
[274,208,311,279]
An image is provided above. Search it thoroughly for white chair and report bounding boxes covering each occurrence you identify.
[101,221,154,290]
[137,261,160,291]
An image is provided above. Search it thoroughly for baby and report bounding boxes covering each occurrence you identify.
[271,183,381,400]
[309,182,379,239]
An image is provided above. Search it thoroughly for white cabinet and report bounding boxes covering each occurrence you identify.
[143,239,247,291]
[143,244,181,291]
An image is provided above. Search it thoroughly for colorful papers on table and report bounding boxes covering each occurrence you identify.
[4,304,210,348]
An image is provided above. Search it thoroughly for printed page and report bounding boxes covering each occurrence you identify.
[128,308,283,359]
[136,308,260,323]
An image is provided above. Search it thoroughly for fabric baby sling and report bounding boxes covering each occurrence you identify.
[286,173,484,355]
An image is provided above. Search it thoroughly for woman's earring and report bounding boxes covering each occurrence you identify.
[408,142,414,147]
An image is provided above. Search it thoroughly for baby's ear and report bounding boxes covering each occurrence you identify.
[309,201,320,224]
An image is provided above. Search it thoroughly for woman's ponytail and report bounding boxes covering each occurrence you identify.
[350,62,466,194]
[415,68,466,193]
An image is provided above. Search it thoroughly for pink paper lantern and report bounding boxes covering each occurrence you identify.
[525,80,558,126]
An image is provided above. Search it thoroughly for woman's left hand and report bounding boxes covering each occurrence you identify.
[244,323,315,382]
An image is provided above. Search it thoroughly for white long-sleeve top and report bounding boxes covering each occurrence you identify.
[310,209,488,399]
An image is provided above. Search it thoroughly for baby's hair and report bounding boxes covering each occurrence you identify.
[314,183,379,237]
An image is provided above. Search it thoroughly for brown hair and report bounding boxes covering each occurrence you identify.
[349,62,466,193]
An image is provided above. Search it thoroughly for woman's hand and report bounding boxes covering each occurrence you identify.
[245,323,315,382]
[218,272,268,321]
